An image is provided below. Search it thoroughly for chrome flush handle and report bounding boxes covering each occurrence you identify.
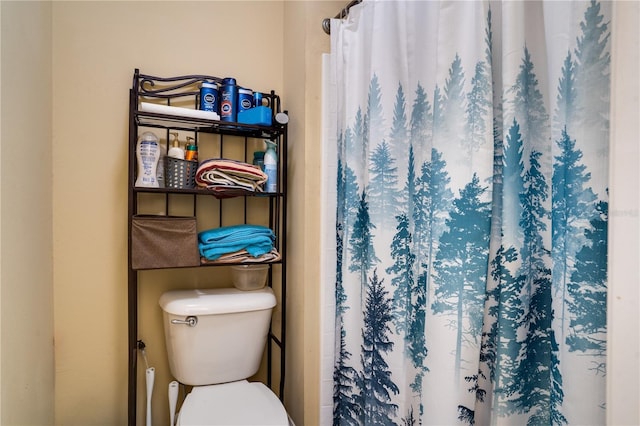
[171,316,198,327]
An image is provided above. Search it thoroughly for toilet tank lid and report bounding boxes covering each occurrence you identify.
[159,287,276,316]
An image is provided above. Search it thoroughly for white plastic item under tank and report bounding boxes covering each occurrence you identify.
[176,380,289,426]
[159,287,276,385]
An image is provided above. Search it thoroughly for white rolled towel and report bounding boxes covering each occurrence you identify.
[140,102,220,121]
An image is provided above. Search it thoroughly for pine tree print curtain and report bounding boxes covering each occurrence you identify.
[321,1,610,425]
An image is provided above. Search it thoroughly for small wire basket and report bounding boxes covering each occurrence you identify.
[165,157,198,189]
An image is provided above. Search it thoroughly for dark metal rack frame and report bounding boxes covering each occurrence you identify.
[127,69,287,425]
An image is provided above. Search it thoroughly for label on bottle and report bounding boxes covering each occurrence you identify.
[238,89,253,113]
[264,164,277,193]
[136,140,159,187]
[200,90,218,112]
[220,84,237,122]
[200,82,219,113]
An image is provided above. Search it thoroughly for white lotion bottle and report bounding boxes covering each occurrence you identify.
[264,140,278,193]
[167,132,185,159]
[135,131,160,188]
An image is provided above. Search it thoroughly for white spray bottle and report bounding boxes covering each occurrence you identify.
[263,140,278,193]
[135,131,160,188]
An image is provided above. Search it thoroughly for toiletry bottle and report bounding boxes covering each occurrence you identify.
[135,131,160,188]
[253,92,263,107]
[238,87,253,114]
[220,78,238,122]
[156,138,167,188]
[253,151,265,171]
[200,81,219,113]
[167,132,185,160]
[185,137,198,162]
[263,140,277,193]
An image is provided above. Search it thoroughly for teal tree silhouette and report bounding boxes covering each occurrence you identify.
[351,107,368,168]
[403,145,417,223]
[489,247,525,417]
[343,164,360,243]
[484,246,520,412]
[390,82,409,164]
[567,200,608,359]
[553,52,577,139]
[509,46,549,149]
[466,60,491,156]
[432,85,444,138]
[333,324,360,426]
[410,269,428,392]
[336,126,361,251]
[441,54,467,146]
[552,127,597,336]
[368,140,401,228]
[410,82,432,150]
[512,150,566,425]
[348,191,379,297]
[401,147,431,420]
[412,149,453,306]
[502,119,526,248]
[573,0,610,145]
[386,213,415,334]
[432,174,492,381]
[367,73,386,150]
[387,210,428,420]
[355,269,400,425]
[334,158,360,425]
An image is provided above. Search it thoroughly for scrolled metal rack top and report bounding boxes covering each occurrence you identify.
[132,69,284,138]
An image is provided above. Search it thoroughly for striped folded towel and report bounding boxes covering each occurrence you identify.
[196,158,267,192]
[200,248,281,265]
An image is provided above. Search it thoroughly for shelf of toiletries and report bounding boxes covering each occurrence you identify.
[132,69,287,138]
[130,69,286,197]
[134,109,283,138]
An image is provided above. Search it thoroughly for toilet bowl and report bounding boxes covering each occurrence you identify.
[177,380,289,425]
[159,287,291,425]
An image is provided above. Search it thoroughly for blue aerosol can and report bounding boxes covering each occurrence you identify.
[220,78,238,122]
[253,92,263,107]
[199,81,219,113]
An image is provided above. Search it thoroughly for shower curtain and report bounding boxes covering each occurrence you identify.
[321,1,610,425]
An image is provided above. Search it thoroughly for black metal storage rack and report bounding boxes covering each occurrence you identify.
[127,69,287,425]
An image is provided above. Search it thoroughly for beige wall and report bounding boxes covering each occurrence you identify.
[0,1,55,424]
[50,1,337,425]
[607,1,640,424]
[51,2,287,424]
[282,2,343,425]
[0,1,638,425]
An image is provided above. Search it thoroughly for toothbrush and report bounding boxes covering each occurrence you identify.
[168,381,179,426]
[146,367,155,426]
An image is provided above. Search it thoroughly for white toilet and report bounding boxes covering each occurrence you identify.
[159,286,290,425]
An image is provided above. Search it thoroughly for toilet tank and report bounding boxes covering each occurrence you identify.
[159,287,276,386]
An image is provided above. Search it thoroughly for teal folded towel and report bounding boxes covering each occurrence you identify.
[199,224,273,243]
[198,224,275,260]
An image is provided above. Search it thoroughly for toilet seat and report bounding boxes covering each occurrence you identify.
[177,380,289,425]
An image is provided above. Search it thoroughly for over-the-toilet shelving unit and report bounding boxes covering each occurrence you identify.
[127,69,287,425]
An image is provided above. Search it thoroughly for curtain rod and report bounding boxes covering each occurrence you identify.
[322,0,363,34]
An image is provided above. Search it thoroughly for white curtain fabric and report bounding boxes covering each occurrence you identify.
[321,1,610,425]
